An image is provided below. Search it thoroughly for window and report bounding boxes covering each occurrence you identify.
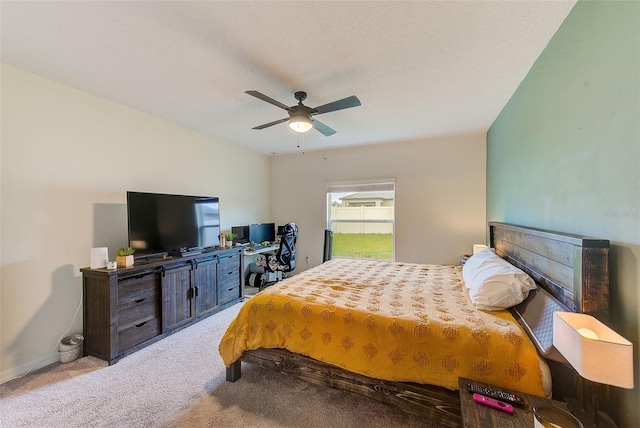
[326,179,395,260]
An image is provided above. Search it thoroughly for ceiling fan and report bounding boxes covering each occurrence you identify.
[246,90,361,136]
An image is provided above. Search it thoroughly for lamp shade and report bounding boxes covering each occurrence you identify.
[553,311,634,389]
[289,114,313,133]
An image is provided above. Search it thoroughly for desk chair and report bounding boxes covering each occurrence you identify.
[247,222,298,290]
[323,229,333,263]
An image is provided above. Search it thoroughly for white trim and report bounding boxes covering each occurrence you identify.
[326,178,396,193]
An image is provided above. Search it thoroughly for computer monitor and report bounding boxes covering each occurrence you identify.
[231,225,250,244]
[249,223,275,244]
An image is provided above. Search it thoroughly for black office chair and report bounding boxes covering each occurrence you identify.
[247,222,298,290]
[323,229,333,263]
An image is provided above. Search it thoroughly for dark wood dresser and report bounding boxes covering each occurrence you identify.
[81,247,243,364]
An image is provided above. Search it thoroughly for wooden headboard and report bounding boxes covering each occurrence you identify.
[489,222,610,322]
[488,224,616,421]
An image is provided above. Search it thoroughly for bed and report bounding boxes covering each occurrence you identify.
[219,222,609,427]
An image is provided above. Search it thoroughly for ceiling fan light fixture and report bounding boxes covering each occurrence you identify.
[289,114,313,133]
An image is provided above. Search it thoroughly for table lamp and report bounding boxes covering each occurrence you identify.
[553,311,634,427]
[473,244,488,254]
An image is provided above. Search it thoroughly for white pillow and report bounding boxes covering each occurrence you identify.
[462,248,536,311]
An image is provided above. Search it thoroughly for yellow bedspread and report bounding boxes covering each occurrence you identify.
[219,259,545,396]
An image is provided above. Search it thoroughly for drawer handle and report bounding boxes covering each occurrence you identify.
[134,322,147,328]
[134,298,145,304]
[227,287,234,292]
[119,272,153,281]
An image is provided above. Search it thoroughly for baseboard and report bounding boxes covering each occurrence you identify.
[0,351,59,385]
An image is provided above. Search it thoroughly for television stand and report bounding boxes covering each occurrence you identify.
[81,247,244,365]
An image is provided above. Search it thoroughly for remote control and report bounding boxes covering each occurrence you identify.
[472,393,514,413]
[466,383,525,406]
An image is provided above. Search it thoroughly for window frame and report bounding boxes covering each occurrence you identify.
[326,178,396,261]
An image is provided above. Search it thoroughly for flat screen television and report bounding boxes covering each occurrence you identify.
[249,223,275,244]
[127,191,220,256]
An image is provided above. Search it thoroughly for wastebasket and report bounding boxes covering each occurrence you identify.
[58,334,84,363]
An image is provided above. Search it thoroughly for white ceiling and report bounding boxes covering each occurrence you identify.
[1,1,576,155]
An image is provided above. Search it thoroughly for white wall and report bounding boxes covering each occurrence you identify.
[270,135,487,270]
[0,64,270,382]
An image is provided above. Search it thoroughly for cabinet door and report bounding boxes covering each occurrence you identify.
[193,258,218,317]
[161,263,194,331]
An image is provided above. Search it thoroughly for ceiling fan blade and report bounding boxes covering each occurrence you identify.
[252,117,289,130]
[313,95,361,115]
[313,119,336,136]
[246,90,291,111]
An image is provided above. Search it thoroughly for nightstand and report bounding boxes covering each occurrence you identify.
[458,377,569,428]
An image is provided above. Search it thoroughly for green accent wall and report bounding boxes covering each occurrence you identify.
[487,1,639,426]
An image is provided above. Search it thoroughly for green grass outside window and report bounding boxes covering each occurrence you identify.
[331,233,393,260]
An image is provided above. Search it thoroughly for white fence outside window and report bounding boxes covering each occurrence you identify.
[329,206,394,234]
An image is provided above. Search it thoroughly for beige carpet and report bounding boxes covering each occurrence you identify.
[1,299,434,427]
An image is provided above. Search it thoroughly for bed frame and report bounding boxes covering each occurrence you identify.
[225,222,609,427]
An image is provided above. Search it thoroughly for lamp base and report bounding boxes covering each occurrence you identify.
[565,397,617,428]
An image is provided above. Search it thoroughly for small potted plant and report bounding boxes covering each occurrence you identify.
[224,232,237,248]
[116,247,135,268]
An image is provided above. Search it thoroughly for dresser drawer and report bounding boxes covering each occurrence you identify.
[218,279,240,306]
[118,317,161,352]
[219,267,239,288]
[218,253,240,305]
[118,272,159,303]
[118,272,160,327]
[218,253,240,271]
[118,299,160,328]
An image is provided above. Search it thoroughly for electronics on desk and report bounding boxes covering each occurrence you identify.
[233,223,279,247]
[249,223,275,244]
[231,225,249,245]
